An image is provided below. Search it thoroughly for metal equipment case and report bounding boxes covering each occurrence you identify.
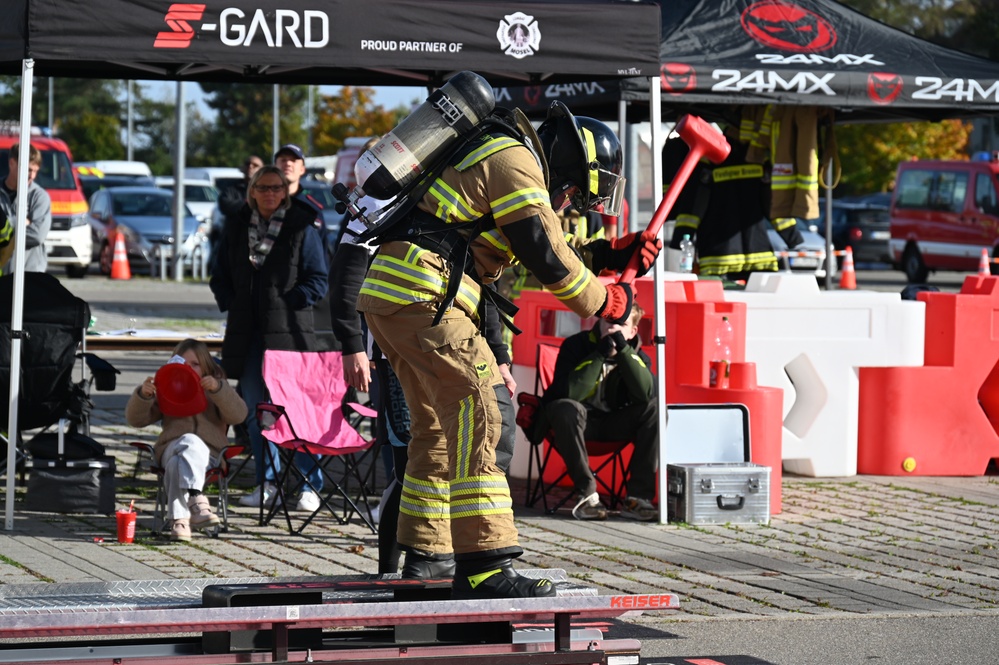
[666,462,770,525]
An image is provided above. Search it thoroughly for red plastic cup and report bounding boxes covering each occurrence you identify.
[709,360,730,389]
[116,510,136,543]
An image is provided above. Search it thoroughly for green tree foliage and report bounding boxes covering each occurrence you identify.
[312,86,408,155]
[199,83,308,165]
[835,119,972,194]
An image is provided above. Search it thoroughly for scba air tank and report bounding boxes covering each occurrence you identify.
[353,71,495,200]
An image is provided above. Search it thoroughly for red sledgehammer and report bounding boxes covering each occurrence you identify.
[619,114,731,284]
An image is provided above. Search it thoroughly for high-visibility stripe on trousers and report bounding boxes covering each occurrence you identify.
[366,302,517,556]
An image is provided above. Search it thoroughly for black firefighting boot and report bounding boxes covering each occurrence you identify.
[400,549,456,579]
[451,552,557,600]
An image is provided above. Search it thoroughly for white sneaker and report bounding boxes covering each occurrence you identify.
[296,490,321,513]
[239,483,277,508]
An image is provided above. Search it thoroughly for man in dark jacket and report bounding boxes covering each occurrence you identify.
[541,302,658,521]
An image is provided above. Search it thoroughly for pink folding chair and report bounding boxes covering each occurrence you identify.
[258,350,377,535]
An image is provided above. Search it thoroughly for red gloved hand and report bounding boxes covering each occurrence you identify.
[609,231,664,276]
[597,282,634,325]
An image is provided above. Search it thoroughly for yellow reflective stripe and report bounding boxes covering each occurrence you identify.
[450,495,513,519]
[450,475,510,496]
[455,281,481,312]
[712,164,763,183]
[455,136,521,171]
[455,396,474,479]
[581,125,599,196]
[675,214,700,230]
[699,253,778,274]
[428,179,478,222]
[370,255,446,290]
[403,473,449,496]
[359,279,436,305]
[772,217,797,232]
[479,228,509,254]
[549,269,594,302]
[400,497,450,519]
[491,187,548,220]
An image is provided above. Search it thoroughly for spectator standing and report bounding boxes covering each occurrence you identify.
[0,143,51,273]
[209,165,329,513]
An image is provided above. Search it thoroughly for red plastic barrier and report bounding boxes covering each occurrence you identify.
[858,275,999,475]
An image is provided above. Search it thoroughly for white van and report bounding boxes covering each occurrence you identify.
[183,167,243,189]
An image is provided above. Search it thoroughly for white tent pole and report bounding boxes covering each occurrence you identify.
[824,161,834,290]
[5,58,34,531]
[617,99,628,236]
[649,75,668,524]
[173,81,186,282]
[272,84,280,157]
[127,80,134,162]
[47,78,53,132]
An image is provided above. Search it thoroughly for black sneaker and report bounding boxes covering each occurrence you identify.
[452,557,557,600]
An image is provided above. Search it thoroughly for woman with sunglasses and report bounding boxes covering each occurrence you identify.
[209,165,329,510]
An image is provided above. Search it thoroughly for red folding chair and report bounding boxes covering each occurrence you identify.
[257,350,377,535]
[517,342,634,514]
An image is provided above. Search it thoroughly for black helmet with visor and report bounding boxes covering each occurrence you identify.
[537,101,625,216]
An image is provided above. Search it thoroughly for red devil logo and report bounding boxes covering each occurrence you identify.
[741,0,836,53]
[867,73,903,105]
[660,63,696,95]
[524,85,542,107]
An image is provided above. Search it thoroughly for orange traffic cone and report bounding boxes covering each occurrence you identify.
[110,230,131,280]
[979,248,991,276]
[838,246,856,290]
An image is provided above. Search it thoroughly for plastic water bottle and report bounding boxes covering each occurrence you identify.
[710,316,734,387]
[679,234,695,273]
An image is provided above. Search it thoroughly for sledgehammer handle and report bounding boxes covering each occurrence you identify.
[619,114,731,284]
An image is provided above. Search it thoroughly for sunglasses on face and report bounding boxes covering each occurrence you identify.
[253,185,285,193]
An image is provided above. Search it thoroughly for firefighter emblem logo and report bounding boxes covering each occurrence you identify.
[497,12,541,60]
[868,72,903,104]
[660,63,697,95]
[741,0,837,53]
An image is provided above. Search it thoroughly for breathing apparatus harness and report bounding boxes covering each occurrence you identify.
[344,106,539,333]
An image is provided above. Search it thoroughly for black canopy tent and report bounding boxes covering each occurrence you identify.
[495,0,999,123]
[0,0,662,529]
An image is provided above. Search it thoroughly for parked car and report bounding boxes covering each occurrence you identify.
[153,177,219,224]
[85,187,208,275]
[78,172,156,200]
[816,194,892,267]
[767,218,832,280]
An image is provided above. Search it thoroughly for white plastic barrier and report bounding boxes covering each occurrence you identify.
[725,273,925,477]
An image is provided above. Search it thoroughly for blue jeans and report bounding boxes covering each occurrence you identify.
[239,338,323,493]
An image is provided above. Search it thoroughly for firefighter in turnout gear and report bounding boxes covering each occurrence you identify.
[667,123,803,280]
[356,99,660,599]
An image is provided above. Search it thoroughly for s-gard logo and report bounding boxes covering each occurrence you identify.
[155,3,330,49]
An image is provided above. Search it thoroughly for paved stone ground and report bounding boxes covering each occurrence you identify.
[1,278,998,633]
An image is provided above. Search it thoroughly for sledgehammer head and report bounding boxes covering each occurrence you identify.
[676,114,731,164]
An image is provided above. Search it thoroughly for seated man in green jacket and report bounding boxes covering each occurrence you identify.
[540,302,658,521]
